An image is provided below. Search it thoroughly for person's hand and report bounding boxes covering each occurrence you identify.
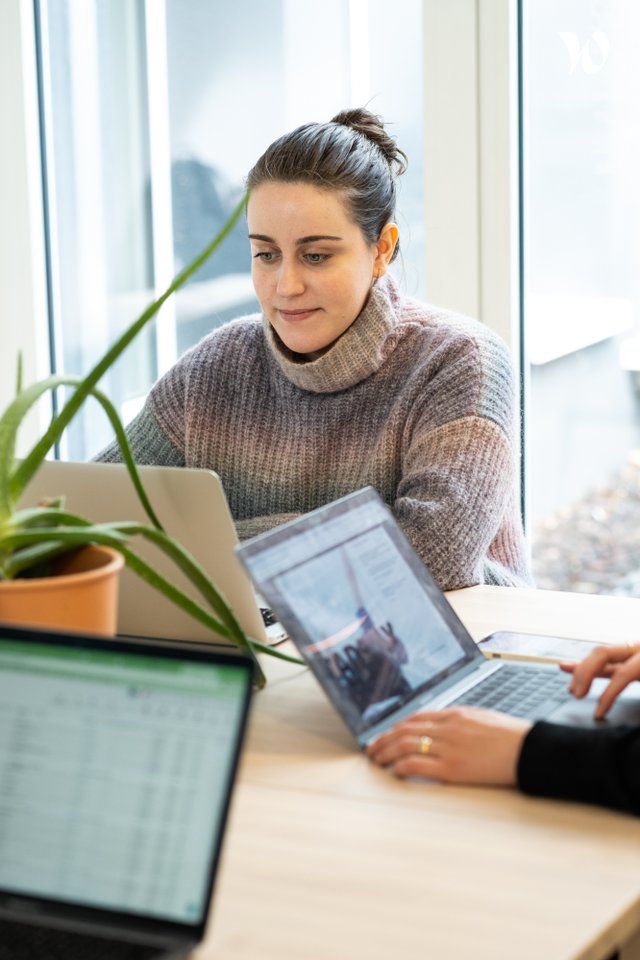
[366,707,532,786]
[560,643,640,719]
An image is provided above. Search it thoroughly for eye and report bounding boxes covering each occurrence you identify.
[304,252,330,264]
[253,250,278,262]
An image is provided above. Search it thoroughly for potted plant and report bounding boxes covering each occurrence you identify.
[0,193,302,687]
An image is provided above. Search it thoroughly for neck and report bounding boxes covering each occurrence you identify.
[263,275,399,394]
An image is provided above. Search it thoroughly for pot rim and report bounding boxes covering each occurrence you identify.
[0,544,124,592]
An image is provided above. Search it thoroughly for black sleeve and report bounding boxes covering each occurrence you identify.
[517,721,640,815]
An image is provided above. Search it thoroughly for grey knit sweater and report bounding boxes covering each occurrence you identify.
[99,276,531,590]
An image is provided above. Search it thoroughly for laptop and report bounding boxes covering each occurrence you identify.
[18,461,285,647]
[236,486,640,747]
[0,621,253,958]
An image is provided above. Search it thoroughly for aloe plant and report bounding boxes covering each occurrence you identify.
[0,192,302,687]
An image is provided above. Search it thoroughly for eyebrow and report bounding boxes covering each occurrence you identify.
[248,234,343,244]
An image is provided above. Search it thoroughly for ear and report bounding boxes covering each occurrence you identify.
[373,223,399,278]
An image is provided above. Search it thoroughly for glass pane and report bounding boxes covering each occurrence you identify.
[37,0,156,460]
[524,0,640,595]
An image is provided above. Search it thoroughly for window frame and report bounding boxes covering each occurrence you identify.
[423,0,521,353]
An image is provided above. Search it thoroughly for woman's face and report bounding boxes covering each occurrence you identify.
[247,181,397,358]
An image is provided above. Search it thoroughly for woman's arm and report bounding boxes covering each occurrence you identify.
[94,403,185,466]
[235,513,302,540]
[390,316,530,590]
[366,706,640,815]
[396,415,526,589]
[518,720,640,815]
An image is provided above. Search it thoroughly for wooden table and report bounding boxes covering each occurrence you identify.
[197,586,640,960]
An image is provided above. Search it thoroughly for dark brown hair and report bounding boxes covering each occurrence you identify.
[246,108,407,261]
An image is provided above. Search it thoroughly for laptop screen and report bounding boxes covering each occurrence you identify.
[237,487,480,738]
[0,631,251,925]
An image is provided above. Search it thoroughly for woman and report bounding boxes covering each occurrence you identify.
[99,108,530,591]
[367,642,640,815]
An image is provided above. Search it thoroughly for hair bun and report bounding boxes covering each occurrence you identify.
[331,107,407,176]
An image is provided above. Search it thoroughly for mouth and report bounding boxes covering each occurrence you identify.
[277,308,319,322]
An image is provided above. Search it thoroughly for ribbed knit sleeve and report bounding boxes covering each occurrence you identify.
[517,721,640,815]
[95,404,185,466]
[392,319,527,588]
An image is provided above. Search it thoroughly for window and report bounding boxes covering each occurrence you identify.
[523,0,640,596]
[35,0,425,460]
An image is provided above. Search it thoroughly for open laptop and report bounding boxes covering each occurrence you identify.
[236,486,640,747]
[0,621,253,958]
[19,461,285,647]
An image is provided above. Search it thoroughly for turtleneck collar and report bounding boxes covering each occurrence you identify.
[262,275,401,394]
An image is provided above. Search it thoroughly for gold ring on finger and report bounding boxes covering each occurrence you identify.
[418,735,433,756]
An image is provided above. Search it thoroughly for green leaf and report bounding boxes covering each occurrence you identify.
[2,376,163,530]
[0,373,60,522]
[16,353,23,396]
[6,506,88,529]
[2,541,82,579]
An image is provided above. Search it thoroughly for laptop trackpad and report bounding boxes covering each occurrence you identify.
[549,678,640,728]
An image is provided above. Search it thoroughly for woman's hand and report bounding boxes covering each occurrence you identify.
[560,643,640,719]
[366,707,532,786]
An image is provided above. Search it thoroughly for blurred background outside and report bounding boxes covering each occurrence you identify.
[524,0,640,596]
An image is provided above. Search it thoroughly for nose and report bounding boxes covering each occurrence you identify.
[276,258,305,298]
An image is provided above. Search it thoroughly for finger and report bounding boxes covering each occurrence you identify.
[367,732,425,766]
[366,714,443,753]
[410,710,445,722]
[563,661,617,678]
[595,677,628,719]
[570,646,628,696]
[570,647,612,694]
[594,660,640,719]
[366,722,423,753]
[392,755,441,781]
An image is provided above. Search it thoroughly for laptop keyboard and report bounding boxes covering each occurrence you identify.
[448,663,571,720]
[0,917,168,960]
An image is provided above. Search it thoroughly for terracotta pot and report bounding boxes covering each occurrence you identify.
[0,545,125,635]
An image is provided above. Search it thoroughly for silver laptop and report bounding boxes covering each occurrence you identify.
[0,621,253,958]
[19,461,285,647]
[236,486,640,747]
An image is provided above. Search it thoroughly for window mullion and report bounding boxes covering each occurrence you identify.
[144,0,177,377]
[0,0,50,449]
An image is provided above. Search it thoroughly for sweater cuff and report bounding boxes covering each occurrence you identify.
[517,720,640,815]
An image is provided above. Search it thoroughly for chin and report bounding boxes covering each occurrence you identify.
[273,329,329,357]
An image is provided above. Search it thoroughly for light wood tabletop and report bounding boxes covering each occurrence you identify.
[197,586,640,960]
